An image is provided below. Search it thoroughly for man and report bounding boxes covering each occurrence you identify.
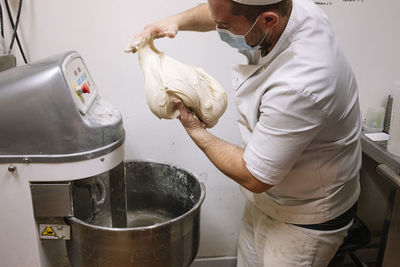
[127,0,362,266]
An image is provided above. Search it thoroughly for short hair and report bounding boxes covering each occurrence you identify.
[230,0,292,22]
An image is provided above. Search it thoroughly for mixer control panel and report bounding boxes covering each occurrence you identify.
[64,56,98,114]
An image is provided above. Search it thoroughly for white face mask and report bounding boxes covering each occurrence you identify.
[217,15,268,51]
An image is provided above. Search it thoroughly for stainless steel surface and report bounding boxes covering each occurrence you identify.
[0,139,125,164]
[0,53,16,72]
[109,162,127,228]
[7,164,16,172]
[361,134,400,173]
[94,179,107,214]
[39,224,71,240]
[361,132,400,267]
[0,51,125,163]
[382,189,400,267]
[73,176,107,222]
[66,160,206,267]
[376,164,400,188]
[30,183,73,217]
[383,95,393,134]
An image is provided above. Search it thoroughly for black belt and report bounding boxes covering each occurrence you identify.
[292,202,358,231]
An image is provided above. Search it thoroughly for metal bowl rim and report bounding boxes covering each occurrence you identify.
[67,159,206,231]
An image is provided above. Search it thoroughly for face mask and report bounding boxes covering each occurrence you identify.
[217,16,268,51]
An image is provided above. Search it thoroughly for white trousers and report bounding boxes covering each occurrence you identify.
[237,201,352,267]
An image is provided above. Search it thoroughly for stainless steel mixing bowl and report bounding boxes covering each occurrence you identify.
[66,160,206,267]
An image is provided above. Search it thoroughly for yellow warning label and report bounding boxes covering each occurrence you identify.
[41,226,56,236]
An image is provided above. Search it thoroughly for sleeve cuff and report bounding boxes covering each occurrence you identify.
[244,151,285,185]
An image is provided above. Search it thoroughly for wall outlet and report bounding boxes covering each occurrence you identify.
[0,53,17,72]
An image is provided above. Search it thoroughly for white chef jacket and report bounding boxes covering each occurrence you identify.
[233,0,361,224]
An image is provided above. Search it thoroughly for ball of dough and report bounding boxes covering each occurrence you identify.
[137,39,227,128]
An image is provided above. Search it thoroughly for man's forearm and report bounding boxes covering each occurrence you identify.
[173,4,216,32]
[187,128,272,193]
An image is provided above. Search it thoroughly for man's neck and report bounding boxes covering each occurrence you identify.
[261,1,293,57]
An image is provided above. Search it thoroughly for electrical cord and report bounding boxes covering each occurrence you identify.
[9,0,23,51]
[4,0,27,63]
[0,2,4,38]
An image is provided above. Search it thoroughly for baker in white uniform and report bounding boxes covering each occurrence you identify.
[128,0,362,266]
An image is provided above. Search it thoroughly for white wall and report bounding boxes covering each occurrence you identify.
[317,0,400,115]
[2,0,399,259]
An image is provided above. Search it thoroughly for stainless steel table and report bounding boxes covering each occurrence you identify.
[361,134,400,267]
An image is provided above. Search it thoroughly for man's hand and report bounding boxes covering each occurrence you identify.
[125,17,179,54]
[125,4,215,54]
[174,99,206,131]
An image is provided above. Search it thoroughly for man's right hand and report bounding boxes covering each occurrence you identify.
[125,17,179,54]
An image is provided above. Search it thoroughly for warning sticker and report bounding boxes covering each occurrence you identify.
[39,224,70,240]
[41,226,56,236]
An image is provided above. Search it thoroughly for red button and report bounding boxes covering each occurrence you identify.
[81,83,90,94]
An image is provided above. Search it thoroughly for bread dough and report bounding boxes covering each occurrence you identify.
[137,39,227,128]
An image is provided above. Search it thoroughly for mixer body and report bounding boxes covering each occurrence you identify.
[0,51,125,267]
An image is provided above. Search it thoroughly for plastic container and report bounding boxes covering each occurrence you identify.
[364,107,385,132]
[388,81,400,156]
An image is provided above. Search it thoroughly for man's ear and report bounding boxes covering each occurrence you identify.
[259,11,279,29]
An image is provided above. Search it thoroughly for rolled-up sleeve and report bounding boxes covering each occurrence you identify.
[243,87,325,185]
